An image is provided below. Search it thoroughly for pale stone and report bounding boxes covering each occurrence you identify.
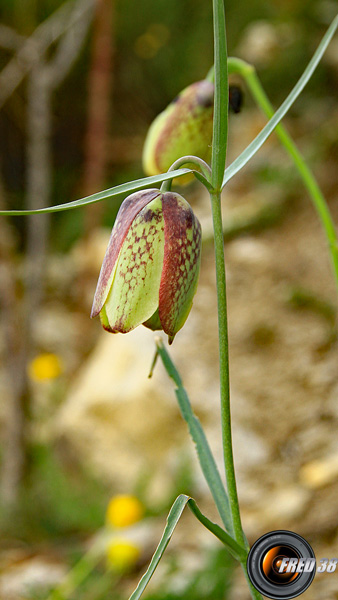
[0,557,66,598]
[227,237,271,268]
[253,486,311,526]
[54,328,187,487]
[299,454,338,489]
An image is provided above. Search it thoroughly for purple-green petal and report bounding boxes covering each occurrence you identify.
[91,189,160,317]
[158,193,201,342]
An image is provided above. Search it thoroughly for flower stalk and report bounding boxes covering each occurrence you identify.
[210,191,247,548]
[210,3,263,599]
[211,0,249,553]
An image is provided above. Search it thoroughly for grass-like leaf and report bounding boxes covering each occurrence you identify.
[0,169,191,216]
[128,495,189,600]
[128,494,245,600]
[222,14,338,188]
[154,339,232,533]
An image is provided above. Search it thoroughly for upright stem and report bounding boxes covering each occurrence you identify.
[210,2,263,597]
[211,0,247,549]
[211,193,263,600]
[210,191,247,551]
[211,0,228,191]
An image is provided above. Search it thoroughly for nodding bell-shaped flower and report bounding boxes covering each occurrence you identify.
[142,80,214,179]
[91,189,202,344]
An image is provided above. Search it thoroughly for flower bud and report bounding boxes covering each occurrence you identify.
[91,189,201,344]
[142,80,214,179]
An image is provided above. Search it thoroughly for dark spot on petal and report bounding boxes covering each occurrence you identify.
[143,208,162,223]
[185,211,193,229]
[143,209,154,222]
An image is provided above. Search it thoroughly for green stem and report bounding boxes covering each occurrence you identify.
[210,191,248,552]
[211,0,228,190]
[160,155,212,192]
[228,57,338,298]
[241,563,266,600]
[210,189,263,598]
[210,4,261,598]
[211,0,249,555]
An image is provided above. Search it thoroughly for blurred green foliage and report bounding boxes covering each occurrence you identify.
[26,546,234,600]
[0,443,109,541]
[144,546,235,600]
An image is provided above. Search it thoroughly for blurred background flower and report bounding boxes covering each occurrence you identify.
[106,494,144,528]
[106,538,141,572]
[27,353,63,382]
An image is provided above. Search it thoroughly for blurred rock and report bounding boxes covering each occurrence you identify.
[33,306,88,358]
[237,21,280,66]
[0,555,66,599]
[237,20,296,67]
[299,454,338,489]
[54,328,188,498]
[227,236,272,268]
[249,485,311,529]
[71,228,111,275]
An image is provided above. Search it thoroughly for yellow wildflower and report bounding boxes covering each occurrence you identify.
[106,495,144,528]
[106,538,140,572]
[28,353,63,382]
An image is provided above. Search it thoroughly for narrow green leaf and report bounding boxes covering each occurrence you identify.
[128,494,189,600]
[174,386,232,532]
[229,56,338,300]
[211,0,228,190]
[187,499,246,561]
[154,338,183,386]
[0,169,191,216]
[222,14,338,188]
[128,494,245,600]
[155,339,232,533]
[194,170,214,192]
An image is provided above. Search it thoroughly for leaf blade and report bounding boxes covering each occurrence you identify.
[222,15,338,188]
[128,494,190,600]
[187,499,246,561]
[155,339,232,533]
[0,169,191,216]
[128,494,245,600]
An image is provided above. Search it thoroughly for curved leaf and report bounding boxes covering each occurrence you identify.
[128,494,246,600]
[222,15,338,188]
[128,495,189,600]
[155,339,232,533]
[0,169,191,216]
